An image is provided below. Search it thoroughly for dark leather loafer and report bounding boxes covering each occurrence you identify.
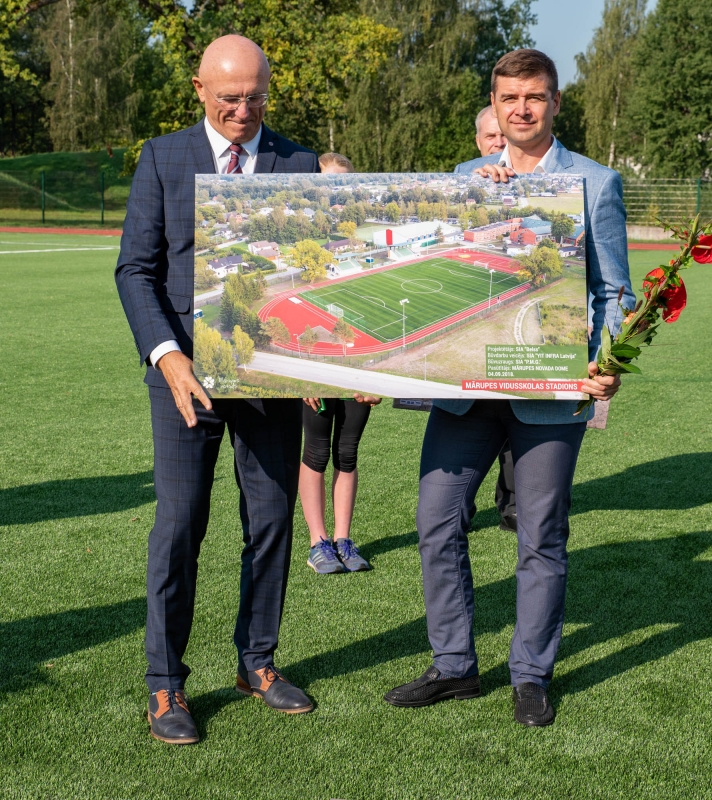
[384,665,480,707]
[148,689,199,744]
[512,682,555,727]
[500,513,518,533]
[236,665,313,714]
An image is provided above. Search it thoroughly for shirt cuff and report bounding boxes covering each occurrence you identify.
[149,340,181,370]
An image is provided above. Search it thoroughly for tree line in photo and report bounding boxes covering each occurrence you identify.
[3,0,708,179]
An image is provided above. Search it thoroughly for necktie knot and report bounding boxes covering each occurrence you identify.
[226,143,244,174]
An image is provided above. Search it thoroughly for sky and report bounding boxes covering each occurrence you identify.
[532,0,656,87]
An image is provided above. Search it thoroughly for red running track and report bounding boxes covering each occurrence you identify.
[442,248,522,273]
[259,281,531,356]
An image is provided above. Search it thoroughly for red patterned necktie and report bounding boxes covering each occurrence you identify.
[226,143,244,174]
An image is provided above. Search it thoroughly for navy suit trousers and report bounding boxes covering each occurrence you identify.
[145,386,302,691]
[417,401,586,687]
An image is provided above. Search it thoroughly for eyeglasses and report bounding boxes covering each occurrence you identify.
[201,84,268,111]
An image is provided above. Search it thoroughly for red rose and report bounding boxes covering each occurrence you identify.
[643,268,687,323]
[691,233,712,264]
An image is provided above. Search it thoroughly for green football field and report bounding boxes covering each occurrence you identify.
[2,231,712,799]
[302,257,524,342]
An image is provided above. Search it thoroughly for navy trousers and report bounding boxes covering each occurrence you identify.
[417,401,586,688]
[145,387,302,692]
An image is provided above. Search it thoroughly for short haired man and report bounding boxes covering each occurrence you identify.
[385,49,634,726]
[475,105,506,156]
[116,35,319,745]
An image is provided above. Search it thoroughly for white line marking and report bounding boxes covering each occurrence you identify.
[0,247,119,254]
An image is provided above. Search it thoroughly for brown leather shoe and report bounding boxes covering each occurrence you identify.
[236,665,313,714]
[148,689,199,744]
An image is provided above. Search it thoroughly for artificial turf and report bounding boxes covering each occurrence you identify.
[301,257,523,342]
[1,234,711,799]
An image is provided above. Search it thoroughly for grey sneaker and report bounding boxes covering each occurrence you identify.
[307,538,345,574]
[335,538,371,571]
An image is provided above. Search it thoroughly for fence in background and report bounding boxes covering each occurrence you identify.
[0,168,131,224]
[621,178,712,226]
[0,169,710,229]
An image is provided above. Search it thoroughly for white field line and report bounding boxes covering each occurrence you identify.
[0,247,119,255]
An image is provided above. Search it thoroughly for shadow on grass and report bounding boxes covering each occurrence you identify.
[571,453,712,513]
[358,530,419,562]
[281,531,712,701]
[0,598,146,699]
[0,472,155,525]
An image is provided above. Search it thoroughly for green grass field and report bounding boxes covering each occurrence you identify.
[302,257,523,342]
[1,232,711,799]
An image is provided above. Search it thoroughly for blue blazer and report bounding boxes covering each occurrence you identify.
[115,120,319,389]
[436,139,636,424]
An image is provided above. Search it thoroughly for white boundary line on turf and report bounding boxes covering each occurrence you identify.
[0,247,119,254]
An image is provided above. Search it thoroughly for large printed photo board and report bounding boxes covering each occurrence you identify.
[193,172,589,400]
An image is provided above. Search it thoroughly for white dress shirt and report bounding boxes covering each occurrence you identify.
[498,135,557,174]
[149,119,263,369]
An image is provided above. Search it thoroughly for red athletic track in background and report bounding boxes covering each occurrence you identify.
[0,226,122,236]
[628,243,678,250]
[442,248,523,273]
[258,249,531,356]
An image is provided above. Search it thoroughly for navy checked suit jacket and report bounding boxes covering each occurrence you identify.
[115,121,319,390]
[435,139,635,425]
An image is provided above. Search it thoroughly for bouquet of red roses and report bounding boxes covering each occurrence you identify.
[576,213,712,415]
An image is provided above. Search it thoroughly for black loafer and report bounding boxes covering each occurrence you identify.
[384,666,481,707]
[148,689,199,744]
[499,513,518,533]
[512,682,555,727]
[236,665,313,714]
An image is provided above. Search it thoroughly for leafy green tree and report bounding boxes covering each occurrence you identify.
[300,325,319,355]
[262,316,291,347]
[517,242,564,287]
[314,210,332,236]
[193,318,237,386]
[553,78,587,155]
[332,316,355,354]
[384,202,400,223]
[550,215,575,243]
[337,220,358,247]
[576,0,647,167]
[339,0,535,171]
[194,257,218,290]
[291,239,331,283]
[624,0,712,177]
[232,324,255,371]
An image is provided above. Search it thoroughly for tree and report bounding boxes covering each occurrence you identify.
[337,220,358,247]
[516,242,564,287]
[314,210,332,236]
[332,316,355,354]
[576,0,647,167]
[338,0,536,171]
[262,316,291,347]
[232,325,255,372]
[194,257,218,290]
[624,0,712,177]
[125,0,399,152]
[553,79,587,155]
[193,318,238,387]
[299,325,319,355]
[384,202,400,223]
[550,215,575,243]
[291,239,331,283]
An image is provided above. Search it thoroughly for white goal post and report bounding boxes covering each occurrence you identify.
[327,303,345,318]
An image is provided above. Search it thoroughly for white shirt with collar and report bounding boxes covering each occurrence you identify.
[149,119,264,369]
[498,135,557,174]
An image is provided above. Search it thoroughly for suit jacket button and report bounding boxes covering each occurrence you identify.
[268,141,274,146]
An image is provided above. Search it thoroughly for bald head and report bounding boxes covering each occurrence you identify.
[193,35,271,144]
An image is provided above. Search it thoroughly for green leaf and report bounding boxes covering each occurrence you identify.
[610,343,642,359]
[600,325,612,360]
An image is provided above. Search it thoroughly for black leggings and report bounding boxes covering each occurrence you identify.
[302,399,371,474]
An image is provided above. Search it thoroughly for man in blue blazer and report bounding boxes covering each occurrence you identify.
[116,35,319,744]
[384,49,635,726]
